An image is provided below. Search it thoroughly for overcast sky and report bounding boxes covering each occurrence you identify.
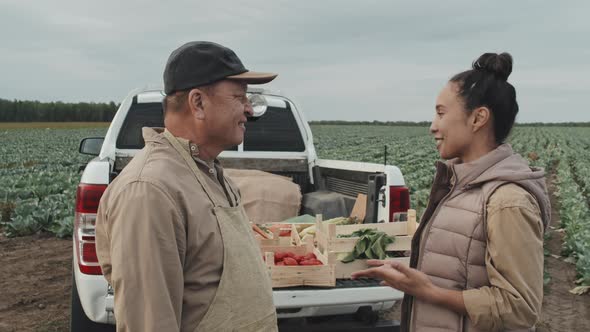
[1,0,588,122]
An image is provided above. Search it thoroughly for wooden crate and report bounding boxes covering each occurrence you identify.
[255,224,295,247]
[257,224,306,255]
[264,241,336,288]
[256,223,315,247]
[316,210,417,279]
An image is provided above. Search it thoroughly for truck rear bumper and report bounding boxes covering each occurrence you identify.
[276,301,395,318]
[278,315,401,331]
[274,285,403,309]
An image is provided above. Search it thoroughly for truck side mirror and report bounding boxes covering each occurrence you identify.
[79,137,104,156]
[247,93,267,120]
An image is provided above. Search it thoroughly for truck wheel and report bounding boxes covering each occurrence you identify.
[354,306,379,324]
[70,271,116,332]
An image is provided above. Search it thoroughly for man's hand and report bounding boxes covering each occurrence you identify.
[351,259,435,300]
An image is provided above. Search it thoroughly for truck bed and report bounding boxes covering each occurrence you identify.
[114,155,380,219]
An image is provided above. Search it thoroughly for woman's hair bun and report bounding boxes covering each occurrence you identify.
[472,52,513,81]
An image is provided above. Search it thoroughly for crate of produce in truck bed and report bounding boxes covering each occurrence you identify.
[253,217,316,247]
[316,210,417,279]
[264,237,336,288]
[256,224,310,254]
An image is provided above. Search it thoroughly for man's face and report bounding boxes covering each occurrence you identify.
[202,80,253,148]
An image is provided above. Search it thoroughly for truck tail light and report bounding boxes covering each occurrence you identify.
[74,184,107,275]
[389,186,410,222]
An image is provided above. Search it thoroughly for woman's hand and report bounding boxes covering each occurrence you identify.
[350,259,436,300]
[351,259,467,315]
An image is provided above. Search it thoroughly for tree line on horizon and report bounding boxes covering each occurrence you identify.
[0,98,588,126]
[308,120,590,127]
[0,98,118,122]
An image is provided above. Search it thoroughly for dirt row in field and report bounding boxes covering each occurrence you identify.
[0,233,71,332]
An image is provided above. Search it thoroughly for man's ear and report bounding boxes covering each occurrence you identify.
[471,106,491,132]
[188,89,206,120]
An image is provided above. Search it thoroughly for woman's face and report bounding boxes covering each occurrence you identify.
[430,82,474,160]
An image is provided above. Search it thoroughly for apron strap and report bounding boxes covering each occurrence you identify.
[223,177,240,206]
[163,130,222,207]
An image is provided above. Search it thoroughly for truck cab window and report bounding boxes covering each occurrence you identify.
[243,104,305,152]
[116,101,303,152]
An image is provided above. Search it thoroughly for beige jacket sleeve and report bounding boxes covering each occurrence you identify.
[462,184,545,331]
[104,181,186,332]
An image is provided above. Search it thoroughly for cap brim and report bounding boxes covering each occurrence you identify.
[226,71,277,84]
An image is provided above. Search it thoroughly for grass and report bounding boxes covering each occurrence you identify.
[0,122,110,129]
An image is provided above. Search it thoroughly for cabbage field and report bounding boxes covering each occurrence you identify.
[0,127,106,237]
[1,124,589,288]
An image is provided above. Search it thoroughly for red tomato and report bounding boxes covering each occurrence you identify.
[274,252,287,262]
[294,255,306,263]
[303,253,317,260]
[299,259,323,266]
[283,257,299,266]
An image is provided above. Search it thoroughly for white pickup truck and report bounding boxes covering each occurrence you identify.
[71,87,410,331]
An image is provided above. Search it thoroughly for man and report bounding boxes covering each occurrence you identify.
[95,41,279,332]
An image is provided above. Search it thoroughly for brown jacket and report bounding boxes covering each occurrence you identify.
[95,128,252,331]
[401,144,551,332]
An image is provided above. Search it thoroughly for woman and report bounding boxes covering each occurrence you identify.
[352,53,550,332]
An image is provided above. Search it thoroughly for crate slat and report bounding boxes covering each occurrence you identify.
[332,257,410,279]
[317,234,413,253]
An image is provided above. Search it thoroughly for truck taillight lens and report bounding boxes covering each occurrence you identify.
[74,184,107,275]
[76,184,105,213]
[389,186,410,222]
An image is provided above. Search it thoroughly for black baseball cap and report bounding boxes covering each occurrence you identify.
[163,41,277,95]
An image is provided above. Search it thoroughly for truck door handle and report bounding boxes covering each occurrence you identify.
[378,187,386,208]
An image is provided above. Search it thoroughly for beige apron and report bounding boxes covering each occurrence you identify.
[165,131,278,332]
